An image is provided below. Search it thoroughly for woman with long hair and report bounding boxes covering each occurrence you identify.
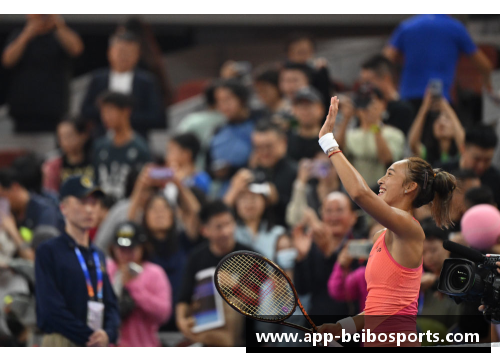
[408,90,465,166]
[317,97,457,347]
[141,193,190,331]
[231,183,286,262]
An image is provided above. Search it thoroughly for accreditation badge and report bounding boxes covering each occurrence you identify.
[87,300,104,331]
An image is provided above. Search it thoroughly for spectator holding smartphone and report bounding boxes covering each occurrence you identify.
[43,116,94,193]
[408,89,465,166]
[92,92,152,199]
[107,221,172,347]
[247,122,298,227]
[286,152,341,227]
[327,222,384,314]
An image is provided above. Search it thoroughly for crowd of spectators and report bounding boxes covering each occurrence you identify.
[0,14,500,347]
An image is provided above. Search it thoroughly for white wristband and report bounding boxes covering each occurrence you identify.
[337,317,356,335]
[318,133,339,154]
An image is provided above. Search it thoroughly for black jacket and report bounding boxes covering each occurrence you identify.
[35,232,120,345]
[81,68,166,135]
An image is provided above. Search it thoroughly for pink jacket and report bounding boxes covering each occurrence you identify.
[107,260,172,347]
[327,262,367,313]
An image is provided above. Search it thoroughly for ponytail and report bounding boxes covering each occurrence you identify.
[405,157,457,229]
[430,170,457,229]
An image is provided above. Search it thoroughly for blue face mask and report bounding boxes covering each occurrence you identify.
[276,248,299,270]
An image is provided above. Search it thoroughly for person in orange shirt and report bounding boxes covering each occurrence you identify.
[316,96,457,347]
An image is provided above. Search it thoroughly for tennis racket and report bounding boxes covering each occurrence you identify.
[214,250,317,335]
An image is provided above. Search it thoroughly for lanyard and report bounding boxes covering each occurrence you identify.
[74,248,103,302]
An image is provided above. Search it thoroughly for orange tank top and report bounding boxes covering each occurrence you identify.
[364,229,423,317]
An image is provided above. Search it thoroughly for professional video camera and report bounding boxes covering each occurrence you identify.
[438,240,500,323]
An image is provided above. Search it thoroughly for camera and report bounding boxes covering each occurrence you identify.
[438,240,500,323]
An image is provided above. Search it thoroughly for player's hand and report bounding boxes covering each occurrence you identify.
[317,323,342,346]
[86,329,109,347]
[319,96,339,138]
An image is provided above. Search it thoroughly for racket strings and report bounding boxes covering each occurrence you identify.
[217,254,296,321]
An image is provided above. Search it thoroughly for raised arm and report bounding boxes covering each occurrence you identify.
[407,91,432,157]
[440,98,465,153]
[469,50,493,92]
[319,97,420,238]
[1,19,44,68]
[52,15,84,57]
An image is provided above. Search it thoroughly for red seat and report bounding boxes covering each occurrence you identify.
[0,149,28,168]
[173,79,211,104]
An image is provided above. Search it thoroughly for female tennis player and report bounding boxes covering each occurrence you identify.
[316,96,457,347]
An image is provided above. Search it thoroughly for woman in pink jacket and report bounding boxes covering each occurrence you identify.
[107,221,172,347]
[327,223,384,313]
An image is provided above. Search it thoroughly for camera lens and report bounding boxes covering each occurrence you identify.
[448,265,470,292]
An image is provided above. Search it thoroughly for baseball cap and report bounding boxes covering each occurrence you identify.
[293,87,323,104]
[114,221,146,248]
[59,175,104,201]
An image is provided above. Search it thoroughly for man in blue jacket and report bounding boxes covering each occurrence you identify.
[35,175,120,347]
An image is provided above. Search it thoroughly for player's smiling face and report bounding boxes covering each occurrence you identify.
[377,160,408,206]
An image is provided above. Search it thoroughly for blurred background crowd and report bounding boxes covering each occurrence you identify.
[0,14,500,347]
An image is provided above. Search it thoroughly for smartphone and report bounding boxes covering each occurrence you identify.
[428,79,443,98]
[310,160,330,179]
[149,167,174,180]
[348,239,373,259]
[0,198,10,226]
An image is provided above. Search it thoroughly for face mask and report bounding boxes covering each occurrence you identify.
[276,248,298,270]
